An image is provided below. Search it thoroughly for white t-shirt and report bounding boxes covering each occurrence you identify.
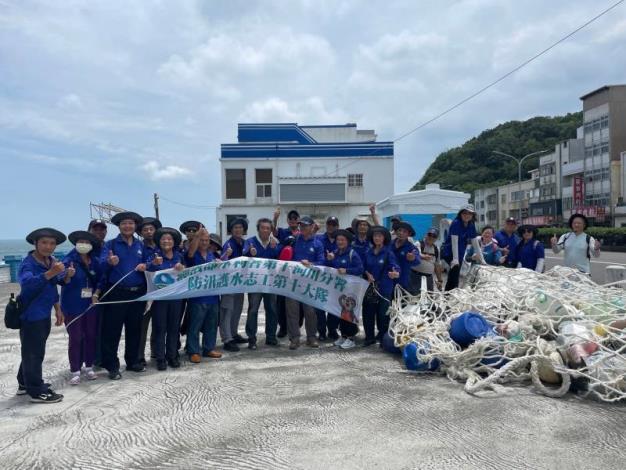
[553,232,600,274]
[414,242,440,275]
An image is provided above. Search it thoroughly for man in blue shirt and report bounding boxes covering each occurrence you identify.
[391,222,420,291]
[273,207,301,243]
[243,218,282,349]
[98,211,148,380]
[495,217,520,268]
[286,216,324,350]
[315,216,339,341]
[88,218,107,367]
[219,217,248,352]
[17,227,67,403]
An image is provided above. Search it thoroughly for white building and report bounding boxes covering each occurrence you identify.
[216,123,394,238]
[474,186,498,227]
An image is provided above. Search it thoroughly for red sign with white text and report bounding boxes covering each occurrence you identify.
[573,175,584,206]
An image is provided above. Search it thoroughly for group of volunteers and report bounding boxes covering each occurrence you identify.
[14,202,600,404]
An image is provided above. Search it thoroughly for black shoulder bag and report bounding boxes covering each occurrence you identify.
[5,282,49,330]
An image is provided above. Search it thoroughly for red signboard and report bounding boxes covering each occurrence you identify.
[522,216,554,226]
[573,175,584,206]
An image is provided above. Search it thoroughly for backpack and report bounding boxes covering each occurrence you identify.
[562,232,591,260]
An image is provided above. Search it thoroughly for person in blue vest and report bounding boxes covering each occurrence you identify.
[243,218,282,349]
[325,229,364,349]
[286,216,324,350]
[147,227,185,371]
[137,216,162,366]
[315,216,339,341]
[495,217,520,268]
[185,228,223,363]
[87,218,107,368]
[97,211,148,380]
[60,231,103,385]
[441,204,478,290]
[515,225,546,272]
[391,222,420,291]
[219,217,248,352]
[179,220,203,252]
[16,228,67,403]
[273,207,301,243]
[363,226,400,346]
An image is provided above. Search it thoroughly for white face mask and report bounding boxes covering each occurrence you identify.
[76,243,93,254]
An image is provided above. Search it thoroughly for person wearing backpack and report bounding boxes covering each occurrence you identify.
[551,213,601,274]
[325,229,364,350]
[413,227,444,292]
[16,228,67,403]
[60,231,104,385]
[515,225,545,272]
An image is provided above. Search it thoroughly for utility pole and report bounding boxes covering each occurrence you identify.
[154,193,160,219]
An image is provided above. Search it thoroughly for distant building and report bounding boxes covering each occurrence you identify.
[616,150,626,227]
[474,186,498,226]
[579,84,626,225]
[216,123,394,238]
[376,184,470,238]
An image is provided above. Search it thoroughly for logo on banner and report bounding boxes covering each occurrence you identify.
[153,272,176,289]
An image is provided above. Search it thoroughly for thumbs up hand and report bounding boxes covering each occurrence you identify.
[326,250,335,261]
[388,267,400,279]
[225,246,233,258]
[108,250,119,266]
[250,246,257,257]
[49,261,65,277]
[66,262,76,279]
[406,250,416,261]
[550,234,558,246]
[153,254,163,266]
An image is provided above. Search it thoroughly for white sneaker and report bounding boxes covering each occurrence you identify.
[340,338,356,350]
[69,373,81,386]
[85,368,97,381]
[334,337,346,347]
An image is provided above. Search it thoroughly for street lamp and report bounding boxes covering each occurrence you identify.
[492,149,550,222]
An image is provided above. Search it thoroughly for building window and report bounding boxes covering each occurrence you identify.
[348,173,363,187]
[255,168,272,198]
[501,194,506,204]
[225,169,246,199]
[226,214,248,234]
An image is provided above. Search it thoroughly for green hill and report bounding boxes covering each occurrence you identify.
[412,112,582,194]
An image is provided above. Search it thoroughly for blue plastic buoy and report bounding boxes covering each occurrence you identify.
[403,342,440,372]
[449,311,492,347]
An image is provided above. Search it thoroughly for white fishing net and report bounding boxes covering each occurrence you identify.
[388,265,626,402]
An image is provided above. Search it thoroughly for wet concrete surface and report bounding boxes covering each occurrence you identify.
[0,283,625,469]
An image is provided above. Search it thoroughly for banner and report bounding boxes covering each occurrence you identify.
[573,175,585,206]
[140,257,370,322]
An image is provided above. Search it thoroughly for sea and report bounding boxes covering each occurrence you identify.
[0,239,73,263]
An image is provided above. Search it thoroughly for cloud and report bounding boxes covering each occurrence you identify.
[239,96,349,124]
[141,160,192,181]
[57,93,83,109]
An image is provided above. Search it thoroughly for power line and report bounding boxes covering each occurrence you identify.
[327,0,624,177]
[159,195,218,209]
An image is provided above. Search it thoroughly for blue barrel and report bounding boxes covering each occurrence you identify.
[403,342,440,372]
[449,311,492,347]
[3,255,24,283]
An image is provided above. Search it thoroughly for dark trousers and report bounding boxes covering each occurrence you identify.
[138,304,154,362]
[277,295,287,332]
[101,286,146,373]
[412,272,434,293]
[18,317,51,397]
[326,312,340,335]
[246,293,278,341]
[339,317,358,338]
[93,304,103,366]
[407,271,422,296]
[315,308,326,336]
[362,297,391,342]
[151,300,183,362]
[445,263,461,291]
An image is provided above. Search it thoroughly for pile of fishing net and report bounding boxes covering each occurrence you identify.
[386,265,626,402]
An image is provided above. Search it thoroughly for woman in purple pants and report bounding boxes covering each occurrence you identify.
[60,231,104,385]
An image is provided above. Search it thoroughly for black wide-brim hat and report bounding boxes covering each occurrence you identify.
[68,230,101,247]
[154,227,182,247]
[229,217,248,232]
[335,229,354,244]
[568,213,588,230]
[351,217,372,232]
[111,211,143,227]
[137,217,162,233]
[367,225,391,245]
[395,221,416,238]
[209,233,222,250]
[179,220,202,233]
[26,227,66,245]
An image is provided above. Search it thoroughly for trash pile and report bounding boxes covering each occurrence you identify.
[386,265,626,402]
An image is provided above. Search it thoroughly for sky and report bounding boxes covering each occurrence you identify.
[1,0,625,239]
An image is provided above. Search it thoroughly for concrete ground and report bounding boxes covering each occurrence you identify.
[0,282,625,469]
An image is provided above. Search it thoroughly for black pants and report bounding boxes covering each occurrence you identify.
[339,317,358,338]
[138,304,154,362]
[277,295,287,331]
[101,286,146,373]
[315,308,339,337]
[151,300,183,362]
[18,317,51,397]
[444,257,461,291]
[362,297,391,342]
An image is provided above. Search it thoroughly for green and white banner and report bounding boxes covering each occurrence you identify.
[141,257,369,322]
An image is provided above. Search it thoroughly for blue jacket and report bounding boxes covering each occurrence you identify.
[516,239,545,271]
[243,236,282,259]
[142,242,159,262]
[316,232,337,254]
[186,250,219,305]
[464,241,503,266]
[351,236,370,266]
[442,218,477,261]
[392,239,420,289]
[99,235,148,288]
[60,249,103,316]
[325,248,364,276]
[18,253,60,322]
[221,237,245,261]
[495,230,520,267]
[292,235,325,265]
[365,246,400,296]
[147,250,184,271]
[276,227,300,243]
